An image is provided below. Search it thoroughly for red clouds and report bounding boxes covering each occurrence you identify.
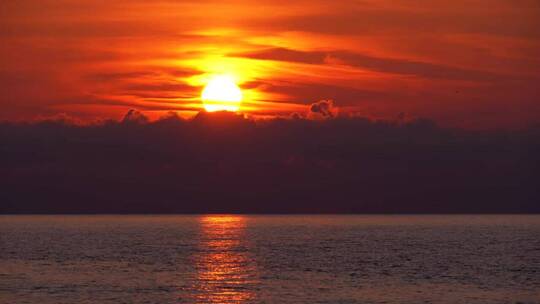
[0,0,539,128]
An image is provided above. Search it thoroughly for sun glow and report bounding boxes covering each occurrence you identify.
[201,75,243,112]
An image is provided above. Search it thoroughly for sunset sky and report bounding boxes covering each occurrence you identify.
[1,0,539,128]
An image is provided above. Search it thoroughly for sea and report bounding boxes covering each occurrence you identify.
[1,215,539,303]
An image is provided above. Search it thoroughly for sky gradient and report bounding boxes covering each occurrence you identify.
[1,0,539,128]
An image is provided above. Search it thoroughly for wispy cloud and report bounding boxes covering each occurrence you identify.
[0,0,538,128]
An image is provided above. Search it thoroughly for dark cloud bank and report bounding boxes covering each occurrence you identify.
[1,110,539,214]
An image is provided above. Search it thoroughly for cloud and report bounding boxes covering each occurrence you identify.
[252,80,401,107]
[122,82,197,94]
[0,0,538,129]
[84,71,157,83]
[122,109,149,124]
[234,47,508,81]
[309,100,338,119]
[1,111,538,213]
[241,3,540,38]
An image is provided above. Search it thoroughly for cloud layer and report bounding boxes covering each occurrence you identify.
[1,112,538,213]
[0,0,539,128]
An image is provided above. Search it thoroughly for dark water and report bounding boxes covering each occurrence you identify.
[1,215,539,303]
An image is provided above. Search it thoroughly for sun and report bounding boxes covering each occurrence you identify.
[201,75,243,112]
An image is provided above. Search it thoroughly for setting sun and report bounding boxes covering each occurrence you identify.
[201,75,243,112]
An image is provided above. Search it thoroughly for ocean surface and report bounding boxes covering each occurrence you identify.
[1,215,539,304]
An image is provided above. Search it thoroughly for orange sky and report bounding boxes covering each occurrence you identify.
[1,0,539,128]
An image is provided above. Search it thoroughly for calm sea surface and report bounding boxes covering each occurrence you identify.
[1,215,539,304]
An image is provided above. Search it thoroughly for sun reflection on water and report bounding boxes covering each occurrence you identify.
[194,215,257,303]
